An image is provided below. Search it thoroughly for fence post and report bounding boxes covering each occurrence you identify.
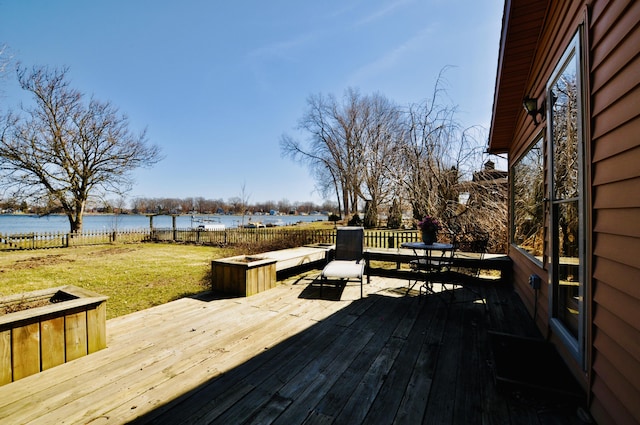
[172,216,177,241]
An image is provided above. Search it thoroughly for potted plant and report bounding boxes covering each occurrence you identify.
[418,215,441,245]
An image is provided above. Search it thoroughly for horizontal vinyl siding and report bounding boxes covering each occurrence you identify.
[593,275,640,334]
[593,256,640,300]
[591,362,639,425]
[593,305,640,378]
[510,248,549,325]
[593,232,640,271]
[594,208,640,238]
[590,0,640,423]
[591,52,640,115]
[592,115,640,161]
[591,0,640,79]
[593,177,640,209]
[592,146,640,185]
[593,84,640,139]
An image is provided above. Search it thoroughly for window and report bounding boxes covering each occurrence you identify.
[547,29,586,364]
[512,136,544,262]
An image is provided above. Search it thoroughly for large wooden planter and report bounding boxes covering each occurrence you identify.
[211,256,277,296]
[0,285,108,386]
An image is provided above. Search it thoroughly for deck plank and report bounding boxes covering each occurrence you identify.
[336,325,413,424]
[307,297,416,424]
[266,297,393,425]
[422,291,462,425]
[389,298,448,425]
[168,323,341,423]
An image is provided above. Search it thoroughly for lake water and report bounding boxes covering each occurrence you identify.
[0,214,327,234]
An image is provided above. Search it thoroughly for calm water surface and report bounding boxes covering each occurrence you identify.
[0,214,326,234]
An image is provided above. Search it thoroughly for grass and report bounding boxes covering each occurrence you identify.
[0,243,239,319]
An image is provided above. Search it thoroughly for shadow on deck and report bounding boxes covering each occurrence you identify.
[132,277,586,424]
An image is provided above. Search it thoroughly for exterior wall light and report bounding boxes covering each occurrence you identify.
[523,95,545,125]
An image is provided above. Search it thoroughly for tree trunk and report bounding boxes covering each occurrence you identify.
[342,186,350,217]
[68,214,82,234]
[68,199,86,233]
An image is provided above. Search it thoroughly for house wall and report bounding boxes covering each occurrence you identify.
[588,2,640,424]
[506,1,640,424]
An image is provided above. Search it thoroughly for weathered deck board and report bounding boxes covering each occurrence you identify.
[0,273,584,424]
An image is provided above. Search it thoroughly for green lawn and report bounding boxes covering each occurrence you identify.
[0,243,238,319]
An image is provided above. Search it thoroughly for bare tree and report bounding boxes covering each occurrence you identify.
[359,92,403,227]
[281,89,363,219]
[392,70,483,227]
[277,198,291,213]
[281,89,401,225]
[238,182,251,226]
[281,70,507,244]
[0,66,162,232]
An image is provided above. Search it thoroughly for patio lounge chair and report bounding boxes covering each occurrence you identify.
[320,226,366,298]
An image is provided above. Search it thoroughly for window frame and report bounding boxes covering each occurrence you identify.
[546,28,587,367]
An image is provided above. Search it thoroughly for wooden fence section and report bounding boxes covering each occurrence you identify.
[151,228,421,249]
[0,229,151,251]
[1,227,423,251]
[150,228,335,246]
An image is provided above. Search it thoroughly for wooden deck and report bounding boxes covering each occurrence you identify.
[0,273,585,424]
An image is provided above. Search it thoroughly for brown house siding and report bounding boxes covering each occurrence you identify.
[509,248,549,330]
[590,1,640,424]
[495,1,640,424]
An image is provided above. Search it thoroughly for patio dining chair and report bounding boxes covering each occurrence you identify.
[451,230,490,311]
[456,230,490,278]
[469,232,490,277]
[320,226,366,298]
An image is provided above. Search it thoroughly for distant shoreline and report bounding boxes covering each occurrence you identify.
[0,213,328,234]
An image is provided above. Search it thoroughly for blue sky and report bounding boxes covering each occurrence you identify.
[0,0,503,205]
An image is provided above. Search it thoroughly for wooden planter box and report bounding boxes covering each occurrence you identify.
[0,285,108,386]
[211,256,277,296]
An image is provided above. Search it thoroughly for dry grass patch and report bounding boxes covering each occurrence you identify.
[0,243,238,319]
